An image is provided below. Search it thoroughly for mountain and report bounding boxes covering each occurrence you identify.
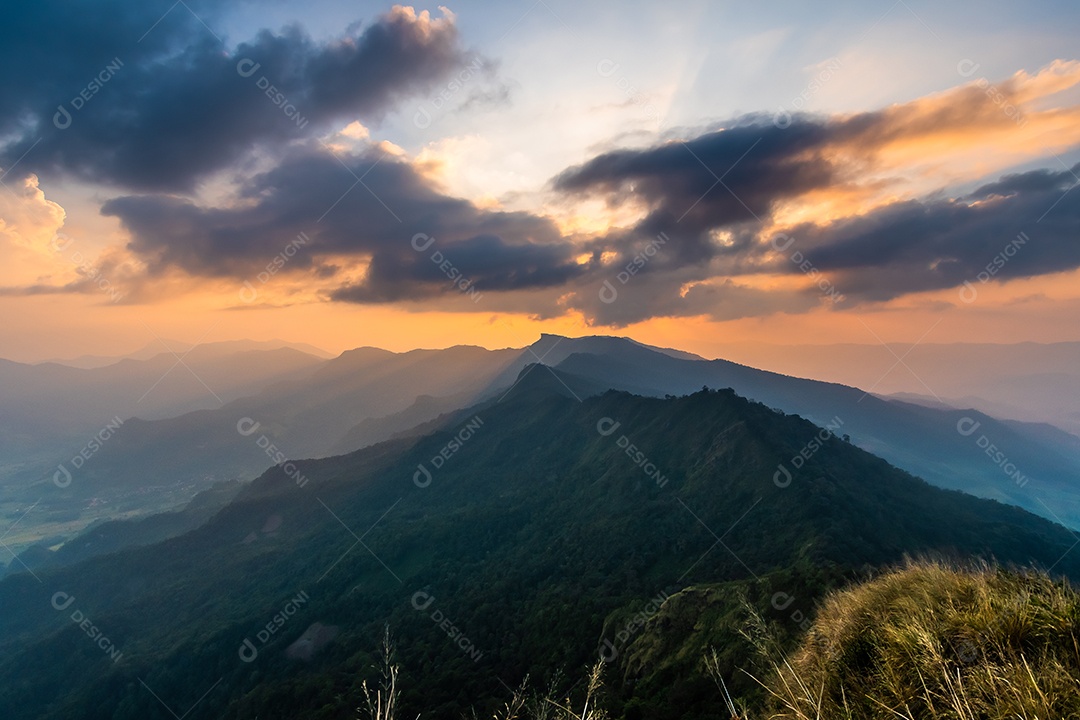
[25,345,520,498]
[0,345,326,481]
[38,340,181,369]
[0,345,329,558]
[39,339,335,369]
[2,481,243,578]
[477,333,704,395]
[325,360,621,456]
[537,340,1080,528]
[8,337,688,529]
[722,341,1080,437]
[14,334,1080,559]
[0,376,1075,719]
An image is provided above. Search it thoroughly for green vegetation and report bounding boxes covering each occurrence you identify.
[353,563,1080,719]
[0,384,1077,719]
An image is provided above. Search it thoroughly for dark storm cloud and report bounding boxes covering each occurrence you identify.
[332,233,584,303]
[969,165,1079,198]
[569,263,819,327]
[780,163,1080,302]
[554,118,837,266]
[0,2,481,191]
[102,143,590,300]
[96,102,1080,319]
[551,112,1080,313]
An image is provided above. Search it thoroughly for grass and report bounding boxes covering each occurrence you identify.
[734,560,1080,719]
[491,663,608,720]
[357,628,402,720]
[362,561,1080,719]
[358,628,609,720]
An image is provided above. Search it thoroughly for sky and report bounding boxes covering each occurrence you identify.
[1,0,1079,363]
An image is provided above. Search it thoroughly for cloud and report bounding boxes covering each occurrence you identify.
[102,142,591,304]
[0,3,484,191]
[50,58,1080,328]
[558,156,1080,325]
[553,118,842,277]
[0,174,68,285]
[544,62,1080,323]
[0,173,146,302]
[779,163,1080,302]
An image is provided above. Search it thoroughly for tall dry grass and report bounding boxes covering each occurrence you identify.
[728,560,1080,719]
[357,632,608,720]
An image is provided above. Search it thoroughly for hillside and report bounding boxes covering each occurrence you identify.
[0,376,1076,719]
[545,342,1080,527]
[0,345,325,470]
[20,335,1080,557]
[756,561,1080,718]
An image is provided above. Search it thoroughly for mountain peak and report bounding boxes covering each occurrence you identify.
[501,362,607,402]
[526,333,706,362]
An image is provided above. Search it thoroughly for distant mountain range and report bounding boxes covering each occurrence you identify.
[38,338,335,369]
[0,343,327,476]
[0,372,1076,719]
[6,334,1075,556]
[722,341,1080,437]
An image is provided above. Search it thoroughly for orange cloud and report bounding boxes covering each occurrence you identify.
[770,60,1080,229]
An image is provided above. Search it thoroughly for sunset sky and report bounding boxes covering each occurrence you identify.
[1,0,1079,363]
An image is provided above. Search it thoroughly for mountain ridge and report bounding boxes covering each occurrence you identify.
[0,381,1076,719]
